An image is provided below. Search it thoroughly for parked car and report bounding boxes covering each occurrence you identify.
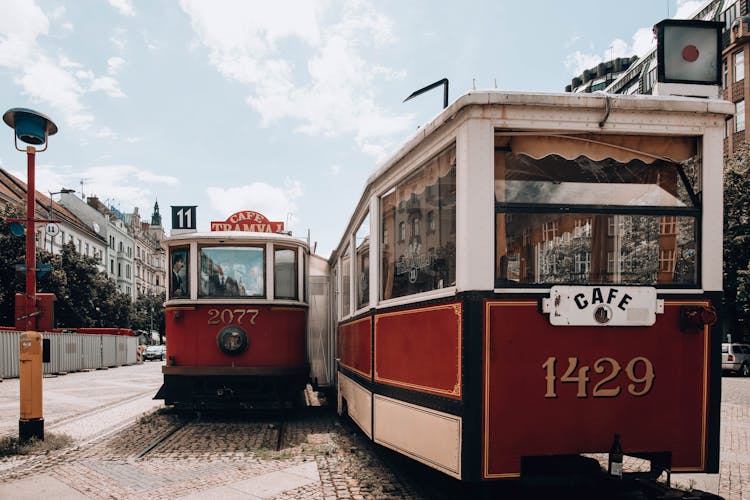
[143,345,165,361]
[722,343,750,376]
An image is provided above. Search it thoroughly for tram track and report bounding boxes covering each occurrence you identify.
[135,418,190,458]
[45,388,158,432]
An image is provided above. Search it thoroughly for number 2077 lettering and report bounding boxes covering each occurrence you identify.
[207,308,259,326]
[542,356,655,398]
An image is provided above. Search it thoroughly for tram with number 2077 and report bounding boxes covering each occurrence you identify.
[155,210,327,409]
[330,90,731,481]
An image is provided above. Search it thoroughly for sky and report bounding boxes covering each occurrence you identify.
[0,0,707,258]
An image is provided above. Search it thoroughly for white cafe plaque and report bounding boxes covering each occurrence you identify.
[542,286,664,326]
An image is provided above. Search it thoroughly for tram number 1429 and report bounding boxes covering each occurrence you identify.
[542,356,655,399]
[207,308,260,326]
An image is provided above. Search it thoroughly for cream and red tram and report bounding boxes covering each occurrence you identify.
[155,211,312,409]
[331,91,730,480]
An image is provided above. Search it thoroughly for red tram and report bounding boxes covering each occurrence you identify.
[155,210,312,409]
[331,90,731,480]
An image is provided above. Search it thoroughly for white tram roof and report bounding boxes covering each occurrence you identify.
[367,90,733,187]
[330,90,734,263]
[166,231,309,249]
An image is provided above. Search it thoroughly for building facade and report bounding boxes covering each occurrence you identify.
[59,193,136,299]
[573,0,749,153]
[0,168,107,268]
[125,203,166,297]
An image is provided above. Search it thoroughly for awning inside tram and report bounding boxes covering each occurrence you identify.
[495,134,697,164]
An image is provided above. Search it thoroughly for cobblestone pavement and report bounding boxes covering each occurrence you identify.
[1,410,421,499]
[0,364,747,499]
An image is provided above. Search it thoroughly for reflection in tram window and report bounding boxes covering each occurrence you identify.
[199,246,265,297]
[380,145,456,300]
[497,213,697,286]
[355,214,370,310]
[494,133,700,287]
[170,247,189,298]
[274,248,297,299]
[341,244,351,316]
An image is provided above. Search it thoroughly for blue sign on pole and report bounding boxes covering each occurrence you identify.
[15,263,52,278]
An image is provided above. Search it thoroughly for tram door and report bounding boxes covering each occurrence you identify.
[308,255,334,389]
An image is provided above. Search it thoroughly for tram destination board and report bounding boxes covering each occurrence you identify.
[171,205,197,230]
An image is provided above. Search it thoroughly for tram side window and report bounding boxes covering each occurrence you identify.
[494,133,700,287]
[274,248,297,300]
[170,247,189,298]
[341,244,351,316]
[199,246,265,298]
[355,214,370,310]
[381,145,456,300]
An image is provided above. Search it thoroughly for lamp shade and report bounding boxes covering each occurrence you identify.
[2,108,58,146]
[655,19,723,85]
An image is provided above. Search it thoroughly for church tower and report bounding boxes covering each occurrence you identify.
[151,200,162,227]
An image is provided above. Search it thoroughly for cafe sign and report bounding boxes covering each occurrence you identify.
[542,286,664,326]
[210,210,285,233]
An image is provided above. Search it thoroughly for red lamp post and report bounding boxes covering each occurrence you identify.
[3,108,58,442]
[3,108,58,330]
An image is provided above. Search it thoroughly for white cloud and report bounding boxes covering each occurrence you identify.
[674,0,705,19]
[0,1,127,133]
[563,51,604,76]
[90,76,125,97]
[107,56,125,75]
[108,0,135,17]
[564,28,655,76]
[10,163,177,212]
[631,27,655,56]
[110,29,127,50]
[181,0,411,157]
[206,179,302,223]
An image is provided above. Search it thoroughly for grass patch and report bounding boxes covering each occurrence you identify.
[0,432,74,457]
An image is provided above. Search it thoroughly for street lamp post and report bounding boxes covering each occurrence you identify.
[3,107,58,443]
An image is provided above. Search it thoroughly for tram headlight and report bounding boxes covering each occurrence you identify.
[217,325,248,355]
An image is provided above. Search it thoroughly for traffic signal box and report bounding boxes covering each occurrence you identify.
[14,293,56,331]
[19,331,44,441]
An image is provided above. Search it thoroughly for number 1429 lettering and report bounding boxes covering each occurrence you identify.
[542,356,654,398]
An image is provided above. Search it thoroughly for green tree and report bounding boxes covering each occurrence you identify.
[724,143,750,340]
[0,204,26,326]
[131,292,166,342]
[0,203,133,328]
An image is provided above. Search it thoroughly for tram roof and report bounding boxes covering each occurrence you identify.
[166,231,309,248]
[368,90,733,187]
[329,90,733,263]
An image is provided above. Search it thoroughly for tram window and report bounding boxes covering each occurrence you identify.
[341,244,351,316]
[274,248,297,300]
[170,247,189,298]
[355,214,370,310]
[494,133,701,287]
[496,213,697,286]
[199,246,264,298]
[381,145,456,300]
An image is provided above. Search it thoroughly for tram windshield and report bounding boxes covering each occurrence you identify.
[199,246,265,297]
[495,133,700,287]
